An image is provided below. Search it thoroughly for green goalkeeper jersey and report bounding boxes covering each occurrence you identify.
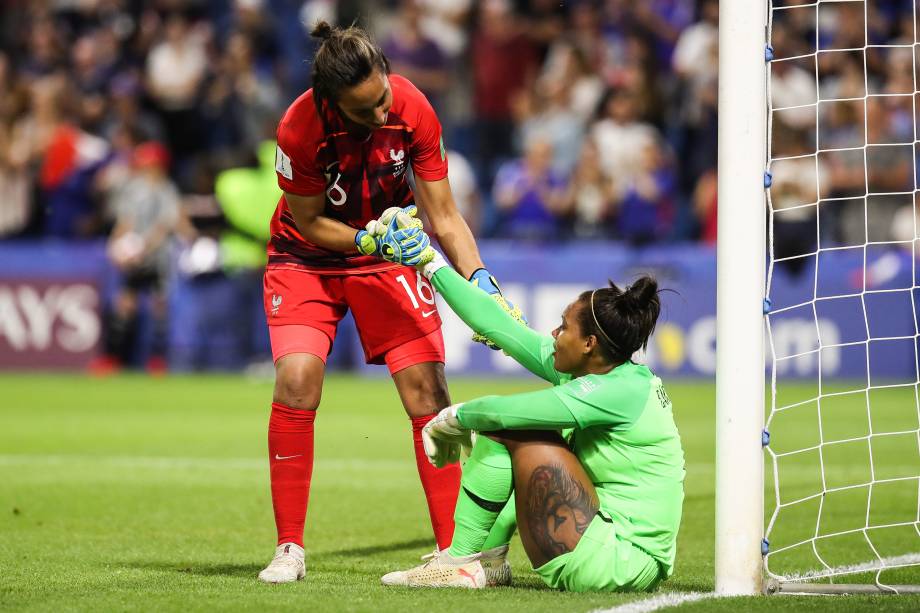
[428,265,685,575]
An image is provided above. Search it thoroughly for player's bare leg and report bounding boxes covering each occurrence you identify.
[490,431,600,569]
[258,352,324,583]
[391,361,462,551]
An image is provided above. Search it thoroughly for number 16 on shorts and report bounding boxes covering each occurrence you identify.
[396,271,437,317]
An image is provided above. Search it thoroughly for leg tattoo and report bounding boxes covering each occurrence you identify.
[526,463,599,560]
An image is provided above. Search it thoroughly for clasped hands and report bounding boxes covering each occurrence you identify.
[354,205,435,266]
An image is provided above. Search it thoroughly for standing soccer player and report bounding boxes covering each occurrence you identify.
[257,22,518,583]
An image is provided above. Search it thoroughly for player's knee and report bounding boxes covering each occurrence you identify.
[273,356,324,410]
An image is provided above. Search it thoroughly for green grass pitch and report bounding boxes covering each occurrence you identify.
[2,373,920,612]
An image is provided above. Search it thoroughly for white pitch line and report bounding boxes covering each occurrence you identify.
[776,552,920,582]
[591,592,717,613]
[0,454,412,471]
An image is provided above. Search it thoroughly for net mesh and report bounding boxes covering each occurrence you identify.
[764,0,920,590]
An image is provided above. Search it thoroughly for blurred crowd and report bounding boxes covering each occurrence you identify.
[0,0,914,248]
[1,0,915,371]
[768,0,916,272]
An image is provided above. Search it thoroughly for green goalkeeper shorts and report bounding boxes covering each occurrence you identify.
[533,510,662,593]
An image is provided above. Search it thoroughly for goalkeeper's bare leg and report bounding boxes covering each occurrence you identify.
[382,430,595,588]
[495,430,599,569]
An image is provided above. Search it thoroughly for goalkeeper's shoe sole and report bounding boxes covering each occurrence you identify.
[480,544,513,587]
[258,542,306,583]
[381,554,486,588]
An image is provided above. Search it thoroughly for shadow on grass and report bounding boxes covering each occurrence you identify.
[321,537,434,558]
[124,561,262,577]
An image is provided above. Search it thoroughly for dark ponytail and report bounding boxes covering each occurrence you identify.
[576,275,661,362]
[310,21,390,104]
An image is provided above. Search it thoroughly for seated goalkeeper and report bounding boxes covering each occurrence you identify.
[371,211,685,592]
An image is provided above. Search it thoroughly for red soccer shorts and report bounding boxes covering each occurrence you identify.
[263,266,444,374]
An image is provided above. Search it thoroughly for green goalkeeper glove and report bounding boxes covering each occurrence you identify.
[468,269,528,350]
[422,404,472,468]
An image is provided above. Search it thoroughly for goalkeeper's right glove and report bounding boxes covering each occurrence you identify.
[422,404,472,468]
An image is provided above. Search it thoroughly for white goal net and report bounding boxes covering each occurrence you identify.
[763,0,920,592]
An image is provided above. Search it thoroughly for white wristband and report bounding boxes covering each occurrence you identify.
[420,250,449,280]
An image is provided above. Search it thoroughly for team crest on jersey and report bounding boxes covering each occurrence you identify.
[271,294,282,315]
[390,148,407,177]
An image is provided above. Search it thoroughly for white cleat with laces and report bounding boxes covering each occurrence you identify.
[258,542,305,583]
[381,549,486,588]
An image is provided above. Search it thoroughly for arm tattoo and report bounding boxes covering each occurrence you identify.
[526,463,599,560]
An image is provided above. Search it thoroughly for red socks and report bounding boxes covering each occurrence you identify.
[268,402,316,547]
[410,414,461,550]
[268,405,459,551]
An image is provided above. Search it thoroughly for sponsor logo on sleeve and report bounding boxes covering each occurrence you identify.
[275,145,293,180]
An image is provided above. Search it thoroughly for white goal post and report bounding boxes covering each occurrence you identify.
[715,0,767,597]
[717,0,920,596]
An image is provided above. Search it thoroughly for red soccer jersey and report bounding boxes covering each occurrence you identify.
[268,74,448,273]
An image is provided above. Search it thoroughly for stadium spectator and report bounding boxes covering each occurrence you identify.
[145,11,209,164]
[538,40,604,124]
[769,127,822,276]
[19,15,65,78]
[202,31,282,156]
[210,140,280,367]
[0,52,32,238]
[613,139,676,246]
[564,139,616,239]
[414,0,473,59]
[671,0,718,192]
[471,0,538,186]
[101,72,165,145]
[693,169,718,245]
[492,138,568,241]
[513,78,585,177]
[17,74,111,239]
[591,88,660,200]
[94,142,188,374]
[382,0,449,113]
[445,148,482,235]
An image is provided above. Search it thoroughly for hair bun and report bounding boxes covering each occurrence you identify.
[626,276,659,306]
[311,21,335,41]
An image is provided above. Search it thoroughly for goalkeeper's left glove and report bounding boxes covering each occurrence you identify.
[469,269,528,349]
[422,404,472,468]
[375,205,435,266]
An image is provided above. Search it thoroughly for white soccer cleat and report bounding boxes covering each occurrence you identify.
[258,542,305,583]
[480,544,512,587]
[381,549,486,588]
